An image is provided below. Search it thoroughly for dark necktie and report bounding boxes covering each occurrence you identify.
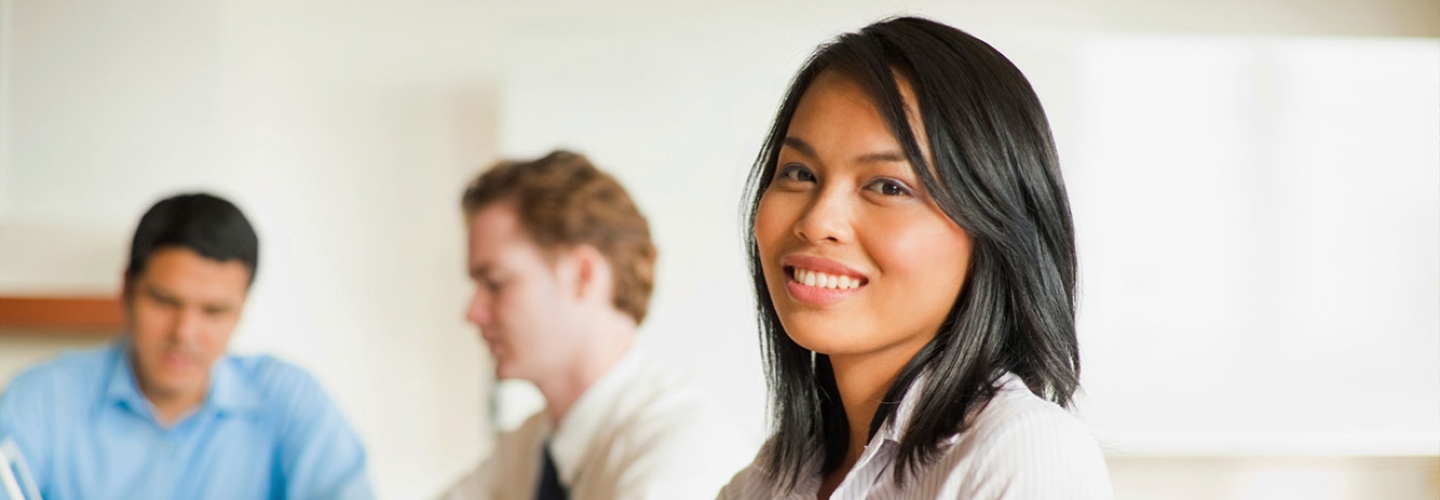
[535,444,568,500]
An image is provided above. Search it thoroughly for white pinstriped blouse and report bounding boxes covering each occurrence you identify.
[716,373,1113,500]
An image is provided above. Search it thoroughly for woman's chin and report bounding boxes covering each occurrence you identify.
[784,328,872,357]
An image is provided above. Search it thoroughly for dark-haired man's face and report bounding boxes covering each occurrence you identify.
[125,247,249,406]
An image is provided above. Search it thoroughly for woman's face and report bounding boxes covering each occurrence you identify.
[756,70,973,363]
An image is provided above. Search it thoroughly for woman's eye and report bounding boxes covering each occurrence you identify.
[866,178,913,197]
[777,164,816,183]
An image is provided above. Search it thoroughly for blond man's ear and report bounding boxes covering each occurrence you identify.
[563,244,615,306]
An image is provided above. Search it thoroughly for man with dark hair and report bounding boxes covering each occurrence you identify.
[439,151,751,500]
[0,193,374,500]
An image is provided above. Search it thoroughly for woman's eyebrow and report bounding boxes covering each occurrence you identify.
[854,151,905,164]
[782,136,816,157]
[784,136,906,165]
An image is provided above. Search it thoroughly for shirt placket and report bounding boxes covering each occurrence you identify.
[153,411,207,498]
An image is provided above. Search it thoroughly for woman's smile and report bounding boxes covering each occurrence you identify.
[782,254,870,306]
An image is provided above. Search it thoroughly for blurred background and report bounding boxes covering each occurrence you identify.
[0,0,1436,498]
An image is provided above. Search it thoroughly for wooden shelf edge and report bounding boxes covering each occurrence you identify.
[0,296,126,334]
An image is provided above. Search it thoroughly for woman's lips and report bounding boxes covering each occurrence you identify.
[781,254,868,280]
[780,255,869,306]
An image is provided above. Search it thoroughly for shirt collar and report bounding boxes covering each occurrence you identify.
[877,371,1029,447]
[103,340,150,414]
[206,356,264,415]
[775,371,1028,498]
[874,372,928,445]
[103,339,263,421]
[548,344,646,486]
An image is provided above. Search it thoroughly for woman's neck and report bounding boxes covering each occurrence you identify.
[828,351,907,461]
[817,343,925,498]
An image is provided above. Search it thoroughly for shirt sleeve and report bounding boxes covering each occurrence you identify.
[266,364,376,500]
[955,408,1113,500]
[0,368,56,491]
[714,463,763,500]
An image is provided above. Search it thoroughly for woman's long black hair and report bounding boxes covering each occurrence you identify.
[742,17,1080,489]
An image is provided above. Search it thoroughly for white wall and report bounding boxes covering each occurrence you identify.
[2,1,1437,499]
[1069,36,1440,456]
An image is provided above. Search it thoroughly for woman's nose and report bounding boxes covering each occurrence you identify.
[793,188,854,245]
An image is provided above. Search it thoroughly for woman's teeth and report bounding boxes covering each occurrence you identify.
[794,268,862,290]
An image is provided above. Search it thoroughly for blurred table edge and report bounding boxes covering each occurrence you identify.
[0,296,124,336]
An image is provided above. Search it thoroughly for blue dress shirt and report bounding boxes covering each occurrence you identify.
[0,341,375,500]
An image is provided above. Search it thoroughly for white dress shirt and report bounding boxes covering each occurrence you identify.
[717,372,1112,500]
[439,346,754,500]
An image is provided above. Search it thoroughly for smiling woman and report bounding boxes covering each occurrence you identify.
[720,17,1111,499]
[758,70,974,371]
